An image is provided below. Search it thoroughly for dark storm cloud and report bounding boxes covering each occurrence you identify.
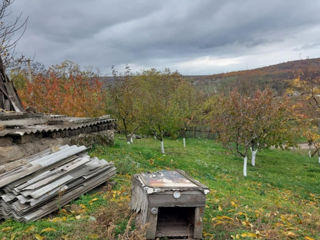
[10,0,320,74]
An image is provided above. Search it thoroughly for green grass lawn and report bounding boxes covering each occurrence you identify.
[0,136,319,240]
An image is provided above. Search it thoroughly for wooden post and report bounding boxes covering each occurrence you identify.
[146,207,158,239]
[193,207,204,239]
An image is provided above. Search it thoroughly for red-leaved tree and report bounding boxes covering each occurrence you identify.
[207,89,297,176]
[17,61,107,117]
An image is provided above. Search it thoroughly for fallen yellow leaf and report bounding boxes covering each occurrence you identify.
[80,204,87,210]
[213,220,224,226]
[24,225,35,233]
[216,215,233,221]
[41,227,56,233]
[231,234,240,239]
[255,230,263,237]
[304,237,314,240]
[10,233,16,240]
[231,201,238,207]
[241,232,257,238]
[59,208,68,215]
[285,231,296,238]
[89,198,99,205]
[236,211,247,217]
[34,234,44,240]
[49,216,67,222]
[2,226,13,232]
[88,233,99,239]
[241,220,253,228]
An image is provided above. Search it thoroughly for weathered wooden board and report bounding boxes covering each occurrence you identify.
[148,192,206,207]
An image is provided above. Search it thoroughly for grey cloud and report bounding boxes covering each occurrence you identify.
[9,0,320,74]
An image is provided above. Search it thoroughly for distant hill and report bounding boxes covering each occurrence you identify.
[100,58,320,95]
[184,58,320,95]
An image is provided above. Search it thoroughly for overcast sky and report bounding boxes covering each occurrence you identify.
[9,0,320,75]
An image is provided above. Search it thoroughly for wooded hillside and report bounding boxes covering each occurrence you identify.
[184,58,320,95]
[100,58,320,96]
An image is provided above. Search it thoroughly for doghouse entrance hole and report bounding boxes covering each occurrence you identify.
[156,207,195,238]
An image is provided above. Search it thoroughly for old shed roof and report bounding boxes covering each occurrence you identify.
[0,114,115,137]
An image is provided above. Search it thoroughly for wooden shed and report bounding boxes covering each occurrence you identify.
[130,170,209,239]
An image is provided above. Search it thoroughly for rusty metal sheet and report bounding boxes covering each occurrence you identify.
[134,170,209,195]
[139,170,197,188]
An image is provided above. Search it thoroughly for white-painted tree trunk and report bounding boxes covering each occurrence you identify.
[308,149,312,158]
[243,156,247,177]
[126,135,131,144]
[183,137,186,148]
[130,136,133,144]
[251,149,257,166]
[318,156,320,164]
[161,140,165,154]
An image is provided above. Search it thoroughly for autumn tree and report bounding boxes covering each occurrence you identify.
[245,89,296,166]
[18,60,107,117]
[304,127,320,163]
[208,89,296,176]
[174,80,200,148]
[290,60,320,162]
[208,91,252,176]
[137,69,187,154]
[108,66,140,144]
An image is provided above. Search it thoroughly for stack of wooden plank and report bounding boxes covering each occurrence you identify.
[0,145,116,221]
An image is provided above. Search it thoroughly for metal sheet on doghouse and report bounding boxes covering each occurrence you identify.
[139,170,197,188]
[131,170,209,240]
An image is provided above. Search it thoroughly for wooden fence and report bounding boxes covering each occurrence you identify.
[185,126,216,139]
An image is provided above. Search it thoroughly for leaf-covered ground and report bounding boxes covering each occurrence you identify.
[0,136,319,239]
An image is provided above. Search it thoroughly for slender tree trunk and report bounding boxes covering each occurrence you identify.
[130,134,133,144]
[308,144,312,158]
[251,148,258,166]
[318,151,320,164]
[123,119,130,144]
[182,128,187,148]
[161,140,165,154]
[243,156,248,177]
[126,135,131,144]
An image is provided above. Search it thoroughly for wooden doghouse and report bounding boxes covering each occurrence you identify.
[130,170,209,239]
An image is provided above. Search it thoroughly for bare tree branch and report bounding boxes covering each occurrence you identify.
[0,0,28,66]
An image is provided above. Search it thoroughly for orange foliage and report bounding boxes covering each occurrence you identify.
[18,72,107,117]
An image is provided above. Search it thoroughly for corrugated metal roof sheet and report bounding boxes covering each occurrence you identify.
[0,115,115,137]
